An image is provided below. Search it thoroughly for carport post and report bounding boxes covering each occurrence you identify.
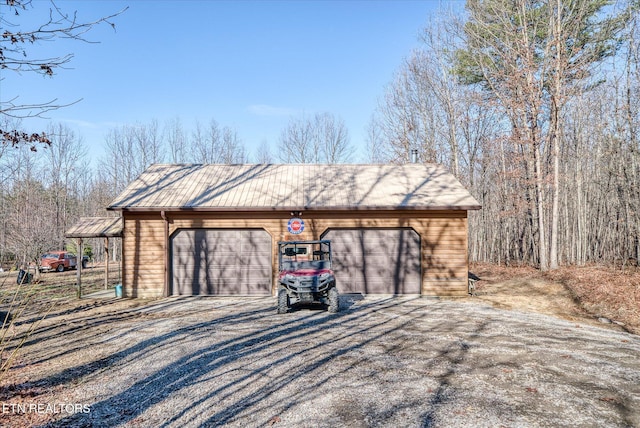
[104,237,109,290]
[76,238,83,299]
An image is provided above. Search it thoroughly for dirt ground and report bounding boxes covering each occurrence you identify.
[0,266,639,427]
[469,263,640,335]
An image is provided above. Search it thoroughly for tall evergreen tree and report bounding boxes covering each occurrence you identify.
[454,0,633,270]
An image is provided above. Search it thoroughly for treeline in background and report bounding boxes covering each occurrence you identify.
[2,0,639,271]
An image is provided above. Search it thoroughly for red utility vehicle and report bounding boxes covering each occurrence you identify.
[277,240,339,313]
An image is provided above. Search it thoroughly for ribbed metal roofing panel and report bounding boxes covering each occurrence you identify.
[65,217,123,238]
[107,163,481,211]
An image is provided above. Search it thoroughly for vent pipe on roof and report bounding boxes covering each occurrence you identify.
[410,149,419,164]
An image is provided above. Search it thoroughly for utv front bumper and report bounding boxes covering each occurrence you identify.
[279,273,335,302]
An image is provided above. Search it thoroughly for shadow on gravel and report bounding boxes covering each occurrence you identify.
[420,314,488,427]
[12,305,146,366]
[24,295,640,427]
[16,302,274,398]
[36,296,480,427]
[6,298,219,375]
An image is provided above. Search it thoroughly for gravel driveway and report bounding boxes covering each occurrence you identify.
[7,295,640,427]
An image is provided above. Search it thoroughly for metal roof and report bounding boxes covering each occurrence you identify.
[107,164,481,212]
[65,217,123,238]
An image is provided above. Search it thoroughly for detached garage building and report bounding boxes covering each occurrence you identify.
[107,164,480,298]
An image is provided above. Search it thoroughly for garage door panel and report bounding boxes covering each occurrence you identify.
[324,229,421,294]
[171,229,271,295]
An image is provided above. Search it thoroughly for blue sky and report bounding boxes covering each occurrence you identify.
[3,1,458,162]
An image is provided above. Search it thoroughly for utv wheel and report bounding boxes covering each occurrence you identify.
[277,289,289,314]
[328,287,339,313]
[56,264,64,273]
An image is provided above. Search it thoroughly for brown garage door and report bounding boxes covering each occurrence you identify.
[171,229,272,295]
[322,228,421,294]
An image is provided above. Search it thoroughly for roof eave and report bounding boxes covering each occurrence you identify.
[65,232,123,238]
[107,204,482,212]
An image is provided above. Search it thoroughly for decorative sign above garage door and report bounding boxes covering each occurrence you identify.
[287,217,305,234]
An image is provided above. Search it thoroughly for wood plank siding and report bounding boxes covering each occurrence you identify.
[121,210,469,298]
[122,213,166,298]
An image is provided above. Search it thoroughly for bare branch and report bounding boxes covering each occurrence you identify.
[1,1,127,76]
[0,95,81,119]
[0,0,127,146]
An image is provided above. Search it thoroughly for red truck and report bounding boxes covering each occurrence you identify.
[40,251,87,272]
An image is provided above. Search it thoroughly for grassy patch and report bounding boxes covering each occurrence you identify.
[0,265,114,310]
[0,264,119,382]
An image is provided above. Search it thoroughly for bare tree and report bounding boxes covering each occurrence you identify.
[315,112,353,163]
[278,112,352,163]
[416,18,465,176]
[376,67,426,164]
[190,119,246,164]
[219,127,247,164]
[364,115,387,164]
[2,145,56,276]
[278,114,317,163]
[165,117,188,163]
[376,47,465,167]
[98,121,163,194]
[0,0,126,148]
[255,140,273,164]
[132,120,164,167]
[44,123,87,249]
[190,119,221,163]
